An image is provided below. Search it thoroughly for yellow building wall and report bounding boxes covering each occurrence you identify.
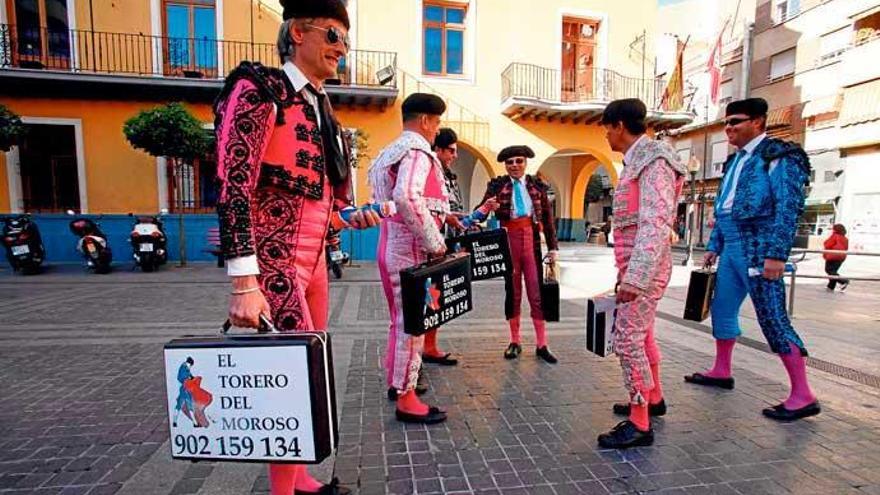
[0,97,213,214]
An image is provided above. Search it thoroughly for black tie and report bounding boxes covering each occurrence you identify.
[306,85,348,186]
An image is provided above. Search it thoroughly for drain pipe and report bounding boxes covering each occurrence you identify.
[741,21,754,98]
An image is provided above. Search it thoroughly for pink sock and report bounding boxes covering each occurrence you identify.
[629,402,650,431]
[705,338,735,378]
[649,363,663,404]
[269,464,298,495]
[533,318,547,348]
[508,318,521,344]
[294,466,323,492]
[779,342,816,410]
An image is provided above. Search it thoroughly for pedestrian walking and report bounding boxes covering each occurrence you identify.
[824,224,850,291]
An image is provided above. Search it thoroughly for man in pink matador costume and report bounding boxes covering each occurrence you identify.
[214,1,378,494]
[597,99,685,449]
[369,93,451,425]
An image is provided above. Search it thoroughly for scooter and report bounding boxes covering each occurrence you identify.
[129,211,168,272]
[326,227,349,280]
[67,211,112,274]
[2,214,45,274]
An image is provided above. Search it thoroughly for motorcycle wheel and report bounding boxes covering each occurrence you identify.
[331,263,342,279]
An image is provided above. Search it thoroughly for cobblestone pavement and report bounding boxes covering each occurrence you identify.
[0,245,879,494]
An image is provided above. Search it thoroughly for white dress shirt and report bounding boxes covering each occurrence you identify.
[719,133,767,212]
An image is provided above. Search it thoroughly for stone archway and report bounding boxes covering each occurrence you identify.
[571,157,619,219]
[449,140,496,211]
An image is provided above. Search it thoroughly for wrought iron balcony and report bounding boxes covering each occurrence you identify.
[500,62,693,129]
[0,24,398,105]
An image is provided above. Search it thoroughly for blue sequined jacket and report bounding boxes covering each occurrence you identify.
[707,138,811,262]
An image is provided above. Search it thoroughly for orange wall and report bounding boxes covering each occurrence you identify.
[0,97,213,214]
[0,95,404,213]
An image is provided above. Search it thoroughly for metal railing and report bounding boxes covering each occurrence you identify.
[786,248,880,317]
[399,69,489,149]
[501,62,667,109]
[0,24,397,87]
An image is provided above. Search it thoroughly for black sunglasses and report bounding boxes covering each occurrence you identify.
[306,24,350,51]
[724,116,755,127]
[505,158,526,165]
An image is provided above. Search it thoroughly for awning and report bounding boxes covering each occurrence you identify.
[840,79,880,127]
[767,106,793,128]
[802,93,842,118]
[804,198,836,207]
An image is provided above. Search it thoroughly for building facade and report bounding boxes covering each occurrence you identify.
[0,0,692,262]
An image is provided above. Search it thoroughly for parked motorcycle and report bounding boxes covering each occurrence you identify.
[129,211,168,272]
[326,227,349,279]
[2,214,45,275]
[67,211,112,274]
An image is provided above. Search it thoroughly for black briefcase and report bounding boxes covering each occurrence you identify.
[540,261,561,322]
[445,228,512,281]
[163,320,337,464]
[400,252,473,335]
[684,269,716,322]
[586,293,616,357]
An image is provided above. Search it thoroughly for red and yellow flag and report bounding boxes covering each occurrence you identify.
[661,37,687,111]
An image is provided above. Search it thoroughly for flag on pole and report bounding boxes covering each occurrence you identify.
[661,37,687,111]
[707,19,730,105]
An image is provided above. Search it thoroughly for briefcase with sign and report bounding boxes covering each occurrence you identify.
[445,228,512,281]
[586,292,616,357]
[684,269,716,322]
[163,320,337,464]
[400,252,473,336]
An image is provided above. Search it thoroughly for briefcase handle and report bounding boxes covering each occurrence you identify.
[221,314,280,335]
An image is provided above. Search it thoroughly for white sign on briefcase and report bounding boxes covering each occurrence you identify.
[586,292,616,357]
[163,320,336,464]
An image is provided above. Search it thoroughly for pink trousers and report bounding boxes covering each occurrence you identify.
[378,220,425,391]
[613,228,670,404]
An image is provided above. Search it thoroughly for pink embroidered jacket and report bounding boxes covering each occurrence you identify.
[368,131,449,254]
[612,136,686,292]
[213,62,352,259]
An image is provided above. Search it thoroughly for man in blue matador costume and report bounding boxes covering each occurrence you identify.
[685,98,820,422]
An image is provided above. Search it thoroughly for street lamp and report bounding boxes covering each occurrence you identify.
[682,156,700,266]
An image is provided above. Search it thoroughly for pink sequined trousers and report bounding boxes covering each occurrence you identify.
[613,227,671,404]
[378,219,426,391]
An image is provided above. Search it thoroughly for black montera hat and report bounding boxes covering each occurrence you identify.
[726,98,769,118]
[402,93,446,116]
[280,0,350,29]
[497,145,535,162]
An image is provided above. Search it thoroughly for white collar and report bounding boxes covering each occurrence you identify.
[282,61,324,95]
[402,130,432,150]
[740,132,767,156]
[623,135,648,165]
[510,175,526,183]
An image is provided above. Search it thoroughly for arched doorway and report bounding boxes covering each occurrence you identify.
[450,141,495,211]
[535,149,617,241]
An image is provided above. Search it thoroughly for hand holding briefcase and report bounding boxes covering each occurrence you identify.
[163,318,338,464]
[683,269,716,322]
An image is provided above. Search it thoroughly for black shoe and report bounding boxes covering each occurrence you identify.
[423,352,459,366]
[762,401,821,421]
[387,384,427,401]
[612,399,667,417]
[536,346,558,364]
[503,343,522,359]
[597,420,654,449]
[294,478,351,495]
[684,372,735,390]
[396,406,447,424]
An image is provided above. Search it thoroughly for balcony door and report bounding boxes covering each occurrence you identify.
[5,0,70,69]
[163,0,217,77]
[561,18,599,102]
